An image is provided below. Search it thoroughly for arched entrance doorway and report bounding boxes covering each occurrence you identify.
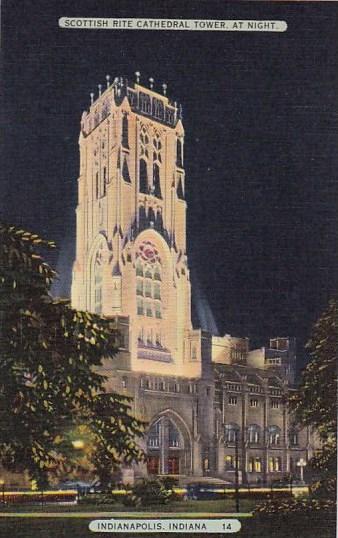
[146,415,191,476]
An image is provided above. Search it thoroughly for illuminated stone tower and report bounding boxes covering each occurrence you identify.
[71,75,204,379]
[70,74,312,482]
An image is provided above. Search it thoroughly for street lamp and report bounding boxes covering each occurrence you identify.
[296,458,307,483]
[234,430,240,513]
[72,439,85,450]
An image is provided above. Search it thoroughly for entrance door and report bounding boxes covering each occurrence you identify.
[167,456,179,475]
[147,456,160,475]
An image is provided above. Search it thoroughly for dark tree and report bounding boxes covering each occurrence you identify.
[290,299,337,497]
[0,223,145,487]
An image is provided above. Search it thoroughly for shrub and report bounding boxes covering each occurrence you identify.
[310,477,336,500]
[130,479,172,506]
[79,493,116,506]
[254,497,336,517]
[122,493,142,507]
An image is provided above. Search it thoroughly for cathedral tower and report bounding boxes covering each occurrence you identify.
[71,75,203,378]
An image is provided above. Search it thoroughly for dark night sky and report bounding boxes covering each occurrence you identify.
[1,1,338,369]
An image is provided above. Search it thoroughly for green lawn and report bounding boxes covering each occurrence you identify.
[0,498,255,514]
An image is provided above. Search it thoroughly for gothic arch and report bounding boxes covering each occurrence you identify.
[148,408,192,446]
[146,409,193,475]
[86,233,110,313]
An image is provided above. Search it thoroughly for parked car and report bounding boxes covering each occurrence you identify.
[186,481,233,500]
[56,480,91,495]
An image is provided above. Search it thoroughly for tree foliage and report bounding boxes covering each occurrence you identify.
[0,223,145,487]
[290,299,337,491]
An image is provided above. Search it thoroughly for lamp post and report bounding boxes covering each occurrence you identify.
[0,480,5,504]
[234,430,240,513]
[296,458,307,483]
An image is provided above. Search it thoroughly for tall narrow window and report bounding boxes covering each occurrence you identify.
[176,176,184,200]
[268,425,281,446]
[153,163,162,198]
[247,424,261,444]
[95,172,99,199]
[153,282,161,300]
[122,158,131,183]
[136,259,143,277]
[154,303,162,319]
[136,280,143,296]
[145,280,152,298]
[103,167,107,196]
[139,159,148,193]
[139,206,147,231]
[137,298,144,316]
[94,257,103,314]
[176,138,183,167]
[155,211,163,232]
[224,424,240,444]
[122,114,129,148]
[154,264,161,281]
[148,207,155,226]
[146,302,153,317]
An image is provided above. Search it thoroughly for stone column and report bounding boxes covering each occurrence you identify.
[241,379,248,484]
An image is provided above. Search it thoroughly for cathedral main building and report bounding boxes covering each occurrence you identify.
[71,74,314,484]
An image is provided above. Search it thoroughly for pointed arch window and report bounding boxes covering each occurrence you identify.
[139,206,147,231]
[148,207,155,226]
[94,256,103,314]
[152,137,162,199]
[139,159,148,193]
[224,423,240,444]
[122,158,131,183]
[289,428,299,447]
[176,138,183,167]
[140,93,151,114]
[153,163,162,198]
[176,176,184,200]
[247,424,261,444]
[122,114,129,148]
[268,425,281,446]
[155,211,163,233]
[136,242,162,319]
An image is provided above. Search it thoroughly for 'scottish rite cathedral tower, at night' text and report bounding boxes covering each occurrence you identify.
[72,74,315,482]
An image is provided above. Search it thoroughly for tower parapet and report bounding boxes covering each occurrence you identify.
[81,74,182,137]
